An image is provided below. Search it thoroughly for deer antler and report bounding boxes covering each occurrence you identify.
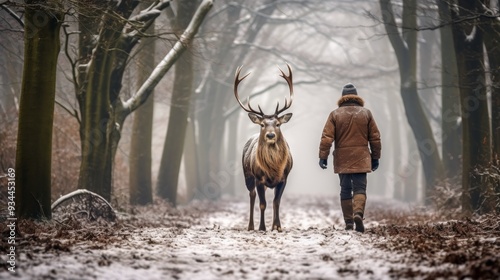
[234,65,265,116]
[234,63,294,116]
[275,63,293,116]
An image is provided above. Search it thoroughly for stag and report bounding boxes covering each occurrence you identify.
[234,63,294,232]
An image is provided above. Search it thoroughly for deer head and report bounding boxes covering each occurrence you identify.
[234,63,294,144]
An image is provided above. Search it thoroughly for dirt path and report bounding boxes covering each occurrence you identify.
[1,194,498,279]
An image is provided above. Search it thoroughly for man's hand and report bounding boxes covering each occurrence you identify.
[371,159,379,171]
[319,159,327,169]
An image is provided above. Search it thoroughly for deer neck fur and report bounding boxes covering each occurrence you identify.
[253,134,290,184]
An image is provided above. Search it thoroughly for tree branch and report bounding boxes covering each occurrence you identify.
[125,0,171,40]
[0,3,24,28]
[379,0,407,56]
[55,99,81,124]
[62,23,79,93]
[369,4,500,32]
[121,0,213,116]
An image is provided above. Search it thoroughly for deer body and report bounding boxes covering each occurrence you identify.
[234,64,294,232]
[243,131,293,232]
[243,133,292,187]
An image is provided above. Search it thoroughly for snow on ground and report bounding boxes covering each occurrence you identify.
[1,194,497,279]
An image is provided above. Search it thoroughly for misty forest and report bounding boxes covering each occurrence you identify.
[0,0,499,279]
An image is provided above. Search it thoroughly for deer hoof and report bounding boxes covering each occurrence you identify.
[248,225,254,231]
[273,225,282,232]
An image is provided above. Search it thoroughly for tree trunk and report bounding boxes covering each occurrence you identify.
[226,117,239,195]
[76,0,102,130]
[404,130,420,202]
[77,1,138,201]
[438,0,462,181]
[492,73,500,165]
[129,0,155,205]
[16,1,63,219]
[379,0,444,204]
[156,0,198,205]
[77,36,119,201]
[183,116,200,202]
[484,1,500,167]
[452,0,492,214]
[129,90,154,205]
[479,0,498,212]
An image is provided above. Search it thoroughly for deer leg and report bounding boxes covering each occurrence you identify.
[272,182,285,232]
[248,188,256,230]
[256,184,267,231]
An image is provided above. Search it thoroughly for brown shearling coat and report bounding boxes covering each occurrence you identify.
[319,95,381,174]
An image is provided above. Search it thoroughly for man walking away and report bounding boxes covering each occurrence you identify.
[318,83,381,233]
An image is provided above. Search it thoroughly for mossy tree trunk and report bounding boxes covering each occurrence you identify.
[77,0,138,201]
[15,0,63,219]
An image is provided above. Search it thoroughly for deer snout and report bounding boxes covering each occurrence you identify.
[266,132,276,140]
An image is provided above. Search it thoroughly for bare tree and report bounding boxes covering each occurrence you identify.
[70,0,213,201]
[377,0,444,204]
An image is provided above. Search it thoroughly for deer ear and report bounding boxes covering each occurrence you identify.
[248,113,262,124]
[279,113,293,124]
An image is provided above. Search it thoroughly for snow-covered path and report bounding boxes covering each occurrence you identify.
[4,195,423,279]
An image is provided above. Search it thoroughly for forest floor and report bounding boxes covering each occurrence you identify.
[1,193,499,280]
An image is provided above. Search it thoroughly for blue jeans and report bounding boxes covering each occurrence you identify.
[339,173,367,200]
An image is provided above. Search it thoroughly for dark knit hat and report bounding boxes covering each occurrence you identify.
[342,83,357,96]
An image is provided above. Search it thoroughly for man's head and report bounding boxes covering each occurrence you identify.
[342,83,357,96]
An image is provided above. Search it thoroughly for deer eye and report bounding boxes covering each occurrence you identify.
[276,123,281,127]
[260,123,265,127]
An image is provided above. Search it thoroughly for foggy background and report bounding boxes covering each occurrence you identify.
[0,0,447,204]
[137,0,440,203]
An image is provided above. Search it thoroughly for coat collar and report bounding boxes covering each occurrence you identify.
[337,95,364,107]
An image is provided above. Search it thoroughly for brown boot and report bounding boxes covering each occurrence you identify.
[353,194,366,233]
[340,199,354,230]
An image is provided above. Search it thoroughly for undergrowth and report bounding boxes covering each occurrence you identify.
[0,107,130,213]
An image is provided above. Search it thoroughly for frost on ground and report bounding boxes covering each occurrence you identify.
[0,194,499,279]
